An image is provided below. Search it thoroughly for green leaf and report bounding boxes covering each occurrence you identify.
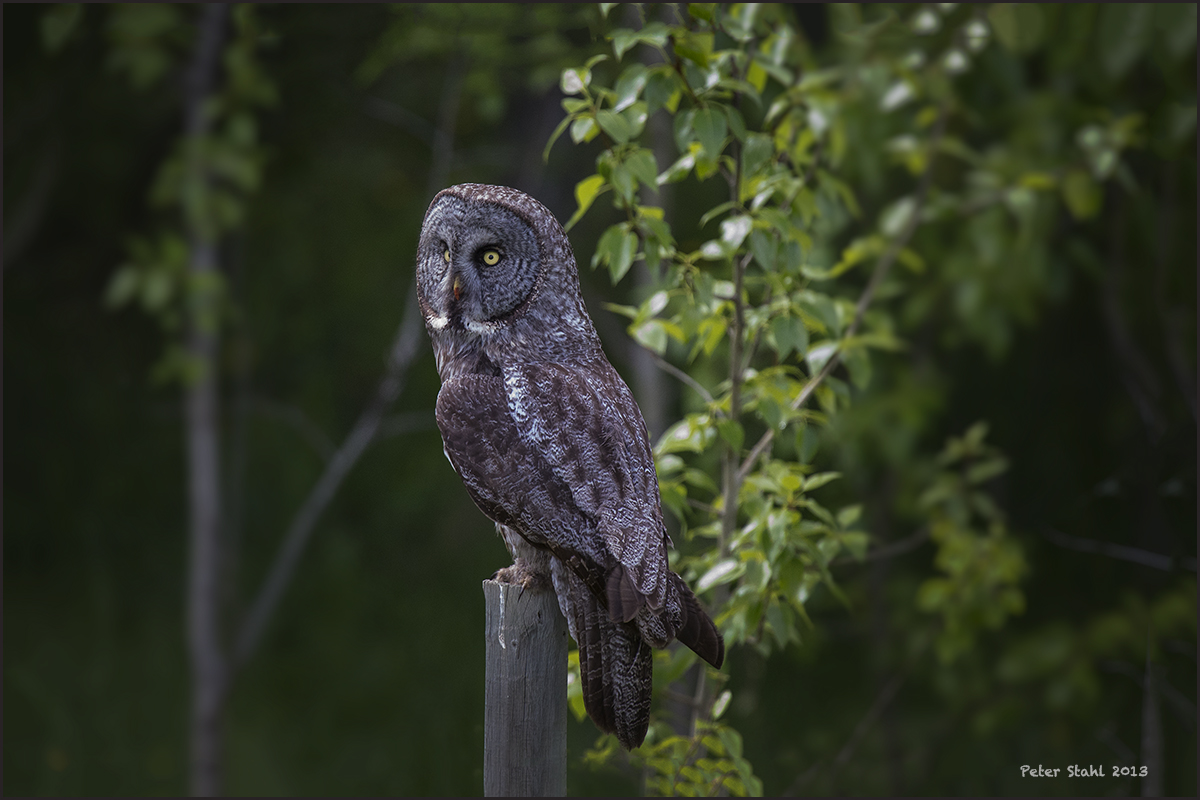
[1099,3,1152,78]
[717,419,745,453]
[644,67,679,114]
[843,346,872,389]
[566,650,588,721]
[805,342,837,374]
[609,163,638,204]
[609,23,670,60]
[569,115,599,144]
[749,229,779,271]
[797,424,820,462]
[658,150,696,185]
[609,229,638,283]
[880,196,917,238]
[988,4,1045,54]
[720,215,753,253]
[697,558,743,593]
[693,107,728,161]
[724,105,748,141]
[796,291,840,335]
[623,100,649,138]
[967,456,1009,484]
[543,114,574,162]
[565,174,606,231]
[560,66,590,96]
[688,3,717,22]
[633,320,669,355]
[105,265,141,309]
[836,504,862,528]
[596,109,633,144]
[741,133,774,181]
[712,690,732,720]
[770,314,808,360]
[42,3,83,53]
[803,472,841,492]
[1061,169,1101,220]
[592,224,625,271]
[613,63,648,112]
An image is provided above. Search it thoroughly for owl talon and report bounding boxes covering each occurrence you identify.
[493,561,551,593]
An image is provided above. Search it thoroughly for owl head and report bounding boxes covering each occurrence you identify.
[415,184,599,360]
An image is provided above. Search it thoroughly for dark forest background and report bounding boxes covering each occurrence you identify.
[5,4,1196,796]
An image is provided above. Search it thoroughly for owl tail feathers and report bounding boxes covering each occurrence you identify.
[670,572,726,669]
[573,583,653,750]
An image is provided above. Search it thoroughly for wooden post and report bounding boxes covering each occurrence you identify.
[482,579,568,797]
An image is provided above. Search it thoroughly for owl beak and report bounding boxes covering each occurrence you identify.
[452,275,463,302]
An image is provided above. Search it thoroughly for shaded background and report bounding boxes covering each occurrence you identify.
[5,3,1196,796]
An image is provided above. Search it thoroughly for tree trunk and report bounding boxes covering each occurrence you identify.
[184,5,229,796]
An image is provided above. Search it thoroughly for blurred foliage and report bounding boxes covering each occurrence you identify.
[4,3,1195,797]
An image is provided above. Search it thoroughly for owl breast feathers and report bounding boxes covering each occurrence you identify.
[416,183,723,750]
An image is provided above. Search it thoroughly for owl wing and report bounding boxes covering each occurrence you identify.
[435,359,669,622]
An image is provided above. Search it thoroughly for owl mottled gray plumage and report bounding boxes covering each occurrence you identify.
[416,183,724,750]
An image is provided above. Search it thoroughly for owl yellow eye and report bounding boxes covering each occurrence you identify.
[443,249,450,263]
[481,249,501,266]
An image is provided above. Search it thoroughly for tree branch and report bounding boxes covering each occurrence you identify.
[231,52,465,670]
[182,5,230,797]
[833,527,930,566]
[787,671,907,795]
[251,396,338,462]
[738,104,949,484]
[1042,526,1196,573]
[233,288,425,668]
[645,347,714,405]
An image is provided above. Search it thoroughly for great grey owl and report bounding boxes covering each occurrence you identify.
[416,183,724,750]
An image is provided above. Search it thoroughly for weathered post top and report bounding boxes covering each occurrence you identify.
[482,579,568,797]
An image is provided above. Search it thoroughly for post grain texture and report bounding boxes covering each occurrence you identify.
[482,579,568,797]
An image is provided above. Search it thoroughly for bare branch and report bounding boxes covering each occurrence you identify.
[251,396,337,462]
[833,528,930,566]
[233,51,464,671]
[233,289,425,667]
[1042,526,1196,572]
[788,672,907,795]
[738,104,950,484]
[1140,637,1163,797]
[1100,660,1197,731]
[645,347,714,405]
[363,95,437,145]
[377,410,436,439]
[3,136,60,269]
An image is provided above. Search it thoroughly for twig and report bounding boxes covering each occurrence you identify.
[377,410,436,439]
[3,135,60,268]
[1140,634,1163,797]
[1042,526,1196,572]
[1099,660,1197,731]
[832,527,930,566]
[251,396,337,461]
[1096,721,1137,765]
[788,672,907,795]
[363,95,437,145]
[1150,165,1196,421]
[721,251,755,544]
[646,347,714,404]
[737,103,950,484]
